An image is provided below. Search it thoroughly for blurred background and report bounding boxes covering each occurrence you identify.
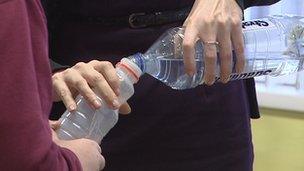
[244,0,304,170]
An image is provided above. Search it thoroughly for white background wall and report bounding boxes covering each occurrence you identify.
[244,0,304,112]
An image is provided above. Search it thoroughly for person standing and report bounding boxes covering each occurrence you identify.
[45,0,280,170]
[0,0,104,170]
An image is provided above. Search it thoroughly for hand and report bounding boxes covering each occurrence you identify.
[50,120,105,171]
[183,0,245,85]
[52,60,131,114]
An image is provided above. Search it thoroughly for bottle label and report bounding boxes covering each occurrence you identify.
[242,18,275,31]
[212,68,275,83]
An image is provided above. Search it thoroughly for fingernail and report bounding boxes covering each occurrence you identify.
[93,99,101,108]
[68,105,76,111]
[112,99,120,108]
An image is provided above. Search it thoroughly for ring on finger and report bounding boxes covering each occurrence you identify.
[202,41,219,46]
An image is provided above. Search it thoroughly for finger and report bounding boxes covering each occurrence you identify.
[202,42,217,85]
[118,102,131,115]
[231,17,245,73]
[53,76,77,111]
[80,68,119,109]
[49,120,60,142]
[49,120,61,130]
[196,18,217,85]
[217,21,233,83]
[90,60,120,96]
[51,129,60,143]
[96,143,102,154]
[183,25,199,76]
[64,69,102,109]
[99,155,106,171]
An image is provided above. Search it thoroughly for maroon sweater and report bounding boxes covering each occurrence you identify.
[0,0,81,170]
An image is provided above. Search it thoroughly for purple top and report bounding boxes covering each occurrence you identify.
[46,0,278,170]
[0,0,81,170]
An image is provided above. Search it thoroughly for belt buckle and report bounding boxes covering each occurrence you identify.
[129,13,146,29]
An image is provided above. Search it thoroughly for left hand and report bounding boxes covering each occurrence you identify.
[183,0,245,85]
[49,120,105,171]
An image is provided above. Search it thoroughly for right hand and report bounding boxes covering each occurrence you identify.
[182,0,245,85]
[52,60,131,114]
[51,120,105,171]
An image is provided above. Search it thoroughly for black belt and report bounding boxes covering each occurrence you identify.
[63,7,191,29]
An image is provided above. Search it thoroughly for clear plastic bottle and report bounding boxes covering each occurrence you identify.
[56,58,142,143]
[126,15,304,90]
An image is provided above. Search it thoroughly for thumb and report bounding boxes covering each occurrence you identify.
[118,102,131,115]
[49,120,61,130]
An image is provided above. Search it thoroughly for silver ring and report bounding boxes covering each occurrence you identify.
[203,41,219,46]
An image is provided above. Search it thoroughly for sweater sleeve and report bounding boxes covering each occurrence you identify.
[0,0,82,170]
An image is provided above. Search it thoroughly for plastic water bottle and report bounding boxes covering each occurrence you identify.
[56,58,142,143]
[125,15,304,90]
